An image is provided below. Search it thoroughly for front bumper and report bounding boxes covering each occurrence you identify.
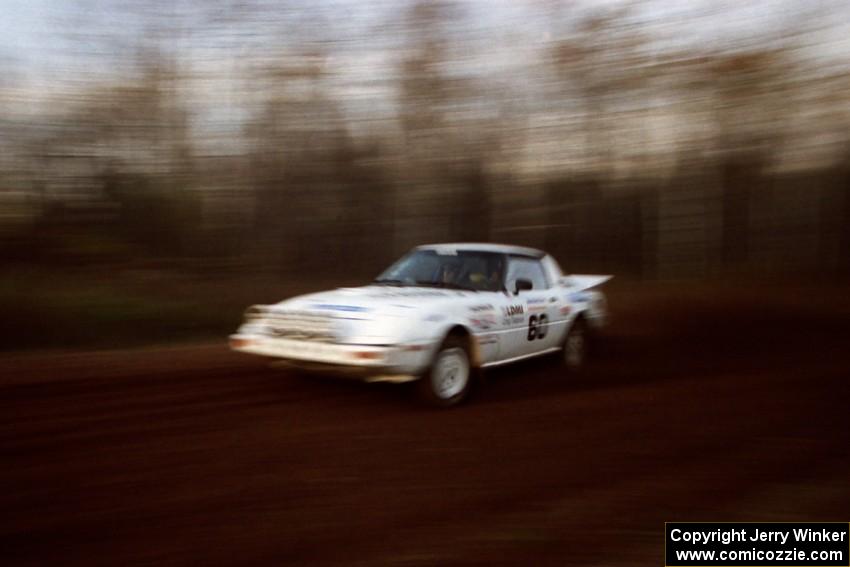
[229,334,433,382]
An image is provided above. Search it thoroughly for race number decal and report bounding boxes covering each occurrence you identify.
[527,314,548,341]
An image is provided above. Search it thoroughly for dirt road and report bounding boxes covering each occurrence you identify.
[2,285,849,566]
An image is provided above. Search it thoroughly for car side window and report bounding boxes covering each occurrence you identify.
[505,257,548,292]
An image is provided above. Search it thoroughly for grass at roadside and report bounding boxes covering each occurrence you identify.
[2,268,848,353]
[0,269,354,352]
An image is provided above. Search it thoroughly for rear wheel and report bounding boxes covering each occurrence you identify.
[562,317,588,371]
[417,336,472,407]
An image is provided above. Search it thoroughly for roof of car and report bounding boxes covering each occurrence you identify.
[416,242,546,258]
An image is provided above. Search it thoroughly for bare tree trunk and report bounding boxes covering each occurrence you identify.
[720,154,759,269]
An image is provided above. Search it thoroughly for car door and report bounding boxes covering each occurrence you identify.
[499,256,559,360]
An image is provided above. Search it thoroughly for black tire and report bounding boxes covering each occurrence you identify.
[417,335,473,407]
[562,317,588,371]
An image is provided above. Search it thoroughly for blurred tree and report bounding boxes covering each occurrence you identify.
[395,0,492,248]
[245,50,340,271]
[544,3,652,274]
[244,48,395,275]
[548,3,654,175]
[708,48,794,269]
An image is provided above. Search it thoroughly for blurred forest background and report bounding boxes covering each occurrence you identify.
[2,0,850,349]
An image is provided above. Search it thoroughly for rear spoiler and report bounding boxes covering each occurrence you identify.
[558,274,612,292]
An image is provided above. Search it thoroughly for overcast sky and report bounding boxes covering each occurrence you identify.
[4,0,849,75]
[3,0,848,124]
[3,0,848,163]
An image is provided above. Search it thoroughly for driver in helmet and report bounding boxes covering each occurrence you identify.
[440,262,460,285]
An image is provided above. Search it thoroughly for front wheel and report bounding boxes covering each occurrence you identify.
[417,336,472,407]
[562,317,588,371]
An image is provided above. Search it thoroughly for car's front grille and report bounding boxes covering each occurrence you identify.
[263,311,336,342]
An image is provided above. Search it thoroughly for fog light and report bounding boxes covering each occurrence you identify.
[353,350,383,360]
[230,337,254,349]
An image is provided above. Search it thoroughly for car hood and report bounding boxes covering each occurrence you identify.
[254,285,477,345]
[273,285,473,318]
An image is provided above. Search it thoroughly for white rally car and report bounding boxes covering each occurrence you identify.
[230,243,610,406]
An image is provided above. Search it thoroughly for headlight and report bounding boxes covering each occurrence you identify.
[244,305,268,321]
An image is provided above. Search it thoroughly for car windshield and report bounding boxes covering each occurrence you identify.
[375,249,505,292]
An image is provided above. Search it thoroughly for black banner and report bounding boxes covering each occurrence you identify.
[666,522,849,566]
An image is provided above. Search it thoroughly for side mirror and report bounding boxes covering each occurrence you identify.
[514,278,533,295]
